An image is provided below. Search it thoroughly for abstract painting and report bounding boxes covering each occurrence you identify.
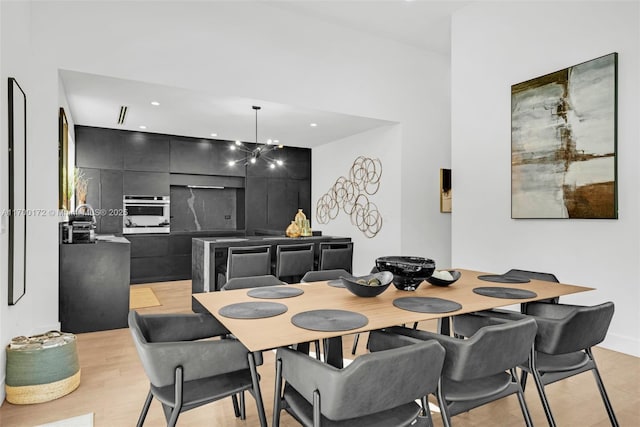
[511,53,617,219]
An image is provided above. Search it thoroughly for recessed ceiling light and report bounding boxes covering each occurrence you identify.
[273,139,279,143]
[139,125,147,129]
[310,123,318,127]
[150,101,160,106]
[210,133,217,137]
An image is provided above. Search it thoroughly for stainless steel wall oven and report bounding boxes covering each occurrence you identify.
[123,195,170,234]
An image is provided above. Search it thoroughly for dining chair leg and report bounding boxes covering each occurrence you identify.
[512,369,534,427]
[420,396,434,426]
[529,350,556,427]
[240,390,246,420]
[436,381,452,427]
[520,370,529,391]
[586,348,619,426]
[273,358,283,427]
[167,367,184,427]
[231,394,241,418]
[351,333,360,355]
[248,352,268,427]
[136,389,153,427]
[313,390,321,427]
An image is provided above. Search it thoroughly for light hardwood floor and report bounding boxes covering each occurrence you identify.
[1,280,638,426]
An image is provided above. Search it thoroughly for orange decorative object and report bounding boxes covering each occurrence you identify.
[286,221,301,238]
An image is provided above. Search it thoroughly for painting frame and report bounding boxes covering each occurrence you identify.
[511,53,618,219]
[8,77,27,305]
[440,168,451,213]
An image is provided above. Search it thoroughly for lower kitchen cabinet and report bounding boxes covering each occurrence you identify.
[59,238,130,333]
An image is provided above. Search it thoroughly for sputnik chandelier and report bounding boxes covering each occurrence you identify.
[228,105,284,168]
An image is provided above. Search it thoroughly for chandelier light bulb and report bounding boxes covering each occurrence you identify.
[228,160,236,166]
[230,145,236,151]
[270,163,276,169]
[235,140,241,146]
[250,157,257,164]
[276,160,283,166]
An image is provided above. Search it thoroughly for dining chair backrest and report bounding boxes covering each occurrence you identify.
[300,269,351,283]
[275,243,314,281]
[318,242,353,273]
[525,301,614,355]
[221,274,285,291]
[226,245,272,280]
[275,337,445,423]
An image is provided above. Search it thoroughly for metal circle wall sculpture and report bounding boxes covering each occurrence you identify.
[316,156,383,238]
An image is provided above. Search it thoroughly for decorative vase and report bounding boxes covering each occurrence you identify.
[294,209,307,229]
[286,221,301,238]
[301,219,312,237]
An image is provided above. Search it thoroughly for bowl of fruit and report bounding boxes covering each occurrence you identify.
[340,271,394,297]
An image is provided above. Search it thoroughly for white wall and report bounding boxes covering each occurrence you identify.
[312,125,403,275]
[0,1,453,396]
[451,1,640,356]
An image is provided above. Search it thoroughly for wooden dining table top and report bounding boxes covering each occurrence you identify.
[193,268,593,353]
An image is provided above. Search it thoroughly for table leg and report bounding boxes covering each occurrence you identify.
[438,317,451,336]
[324,337,344,368]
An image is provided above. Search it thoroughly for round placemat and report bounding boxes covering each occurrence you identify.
[393,297,462,313]
[327,279,346,288]
[477,274,530,284]
[247,287,304,299]
[218,302,288,319]
[291,309,368,332]
[473,287,537,299]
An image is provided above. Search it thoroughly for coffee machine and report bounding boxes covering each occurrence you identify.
[62,204,97,244]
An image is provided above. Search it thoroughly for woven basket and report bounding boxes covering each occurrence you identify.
[5,334,81,404]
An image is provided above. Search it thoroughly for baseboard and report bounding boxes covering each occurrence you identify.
[600,332,640,357]
[0,375,6,406]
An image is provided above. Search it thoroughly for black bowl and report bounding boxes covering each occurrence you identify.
[426,270,461,287]
[340,271,394,297]
[375,256,436,291]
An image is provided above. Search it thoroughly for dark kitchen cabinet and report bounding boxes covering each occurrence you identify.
[99,169,124,234]
[245,176,310,233]
[170,137,245,177]
[123,132,170,172]
[170,138,214,175]
[123,171,170,196]
[126,235,171,284]
[77,167,123,234]
[75,126,123,170]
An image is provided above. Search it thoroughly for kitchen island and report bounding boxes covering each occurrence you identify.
[59,235,130,333]
[192,235,351,293]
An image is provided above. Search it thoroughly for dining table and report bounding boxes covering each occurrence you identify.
[193,268,593,368]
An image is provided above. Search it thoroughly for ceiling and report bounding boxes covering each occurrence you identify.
[61,1,471,149]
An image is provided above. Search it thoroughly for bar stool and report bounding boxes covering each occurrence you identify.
[226,245,272,282]
[275,243,314,283]
[318,242,353,273]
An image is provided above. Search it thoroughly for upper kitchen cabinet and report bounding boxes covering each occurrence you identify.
[170,137,212,175]
[170,137,245,177]
[122,132,170,172]
[75,126,123,170]
[123,171,170,196]
[245,145,310,180]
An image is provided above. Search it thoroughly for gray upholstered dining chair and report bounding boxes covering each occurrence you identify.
[273,332,446,427]
[221,274,285,290]
[378,317,538,427]
[453,268,560,338]
[464,301,618,427]
[318,242,353,273]
[275,243,314,283]
[128,311,267,427]
[300,269,352,283]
